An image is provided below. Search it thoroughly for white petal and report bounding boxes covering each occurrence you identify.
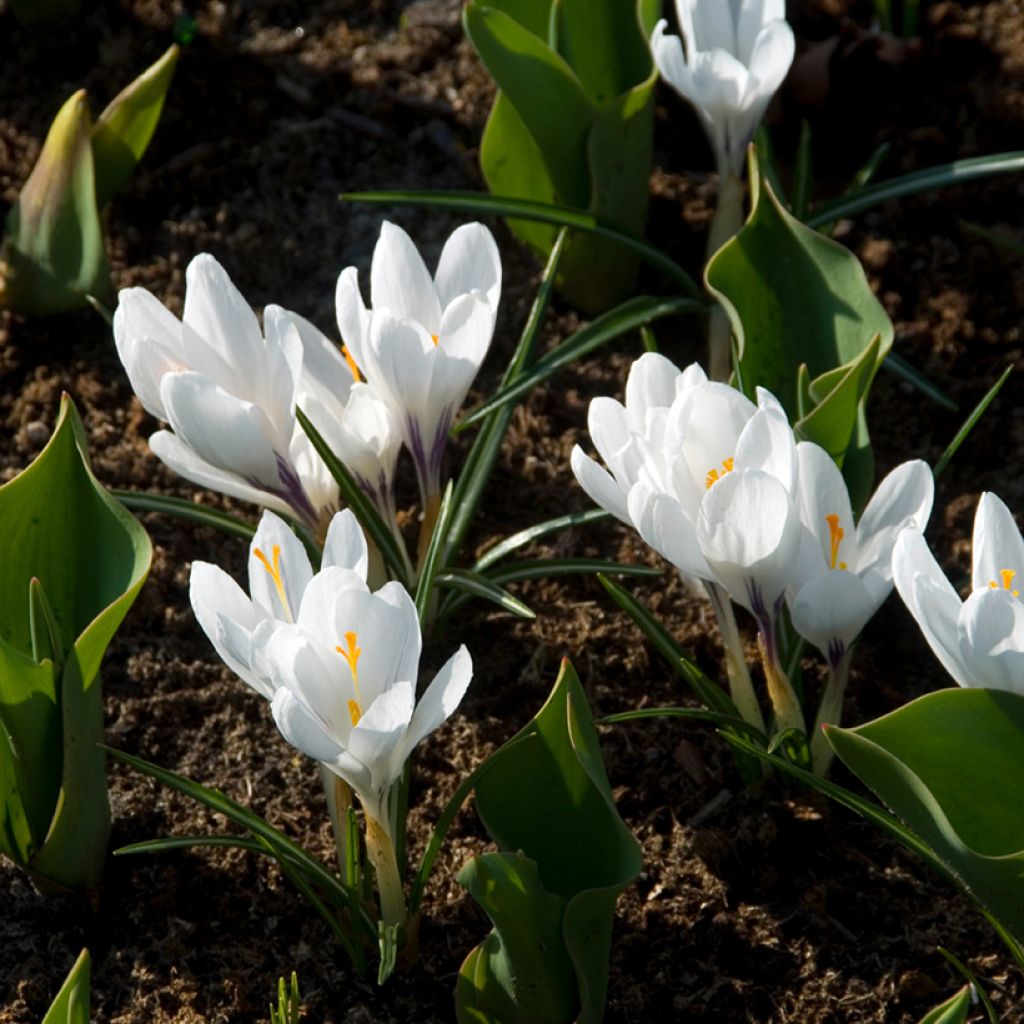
[149,430,293,518]
[690,0,736,53]
[672,381,756,496]
[247,511,313,623]
[736,0,769,64]
[335,266,372,374]
[795,441,856,571]
[745,19,795,103]
[624,352,685,422]
[789,570,878,660]
[434,292,496,406]
[434,223,502,311]
[182,254,266,385]
[856,459,934,577]
[367,312,435,426]
[571,445,631,525]
[113,287,185,419]
[892,529,971,688]
[737,389,797,492]
[401,645,472,763]
[271,685,347,764]
[370,222,442,334]
[652,22,700,106]
[628,482,709,578]
[958,589,1024,693]
[322,509,370,579]
[972,492,1024,594]
[347,679,417,793]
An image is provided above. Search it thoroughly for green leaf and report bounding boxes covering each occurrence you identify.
[473,508,609,572]
[600,705,768,745]
[933,365,1012,479]
[91,45,179,208]
[0,91,110,316]
[465,3,596,208]
[0,396,150,890]
[458,660,642,1023]
[791,120,813,221]
[807,152,1024,229]
[938,948,999,1024]
[111,489,258,542]
[41,949,90,1024]
[826,688,1024,943]
[457,295,703,432]
[435,570,536,619]
[916,986,972,1024]
[707,170,893,419]
[415,480,454,623]
[341,190,700,298]
[882,352,957,412]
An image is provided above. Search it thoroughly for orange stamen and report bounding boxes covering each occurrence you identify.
[253,545,292,618]
[342,345,362,382]
[825,514,848,570]
[988,568,1020,597]
[705,457,735,490]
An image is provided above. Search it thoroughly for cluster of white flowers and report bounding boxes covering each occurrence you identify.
[114,222,501,537]
[573,354,935,748]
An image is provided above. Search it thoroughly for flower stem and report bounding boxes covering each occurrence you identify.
[811,649,852,777]
[320,766,356,884]
[702,580,765,733]
[416,491,443,577]
[364,813,407,928]
[706,169,746,382]
[757,629,806,737]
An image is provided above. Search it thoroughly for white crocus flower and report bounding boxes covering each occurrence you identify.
[264,569,472,924]
[114,254,343,531]
[189,508,368,698]
[894,492,1024,694]
[335,221,502,507]
[650,0,795,177]
[790,443,935,667]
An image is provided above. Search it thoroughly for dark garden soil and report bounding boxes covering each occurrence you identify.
[3,0,1024,1020]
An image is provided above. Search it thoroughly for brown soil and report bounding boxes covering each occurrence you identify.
[2,0,1024,1021]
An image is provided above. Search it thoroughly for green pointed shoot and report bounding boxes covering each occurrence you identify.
[269,972,301,1024]
[707,160,893,509]
[455,659,641,1024]
[464,0,659,313]
[91,45,180,208]
[41,949,90,1024]
[0,90,109,316]
[916,986,972,1024]
[826,688,1024,943]
[0,396,151,891]
[0,48,178,317]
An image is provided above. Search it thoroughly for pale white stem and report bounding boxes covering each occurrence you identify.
[319,766,354,880]
[757,629,807,738]
[811,649,852,777]
[706,169,746,382]
[365,813,407,927]
[701,578,766,733]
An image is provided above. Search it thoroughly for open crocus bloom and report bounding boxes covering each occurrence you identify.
[335,221,502,502]
[114,254,342,531]
[894,492,1024,694]
[651,0,795,175]
[264,570,472,830]
[789,443,934,666]
[189,509,369,699]
[570,354,708,526]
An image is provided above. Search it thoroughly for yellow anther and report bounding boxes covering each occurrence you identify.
[342,345,362,382]
[705,457,735,490]
[989,568,1020,597]
[253,544,292,618]
[825,514,847,571]
[347,699,362,727]
[430,333,439,346]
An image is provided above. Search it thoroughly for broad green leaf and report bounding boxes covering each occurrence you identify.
[91,45,179,208]
[826,688,1024,941]
[0,91,110,316]
[41,949,90,1024]
[342,189,700,297]
[707,171,893,417]
[456,852,578,1024]
[0,396,151,890]
[916,986,972,1024]
[465,3,596,208]
[462,659,642,1024]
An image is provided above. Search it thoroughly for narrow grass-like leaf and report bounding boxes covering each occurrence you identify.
[341,190,700,297]
[296,407,410,584]
[112,489,257,540]
[456,295,704,432]
[961,219,1024,258]
[600,706,768,745]
[807,152,1024,228]
[415,480,454,623]
[435,570,535,619]
[442,230,566,569]
[473,508,610,572]
[792,120,813,221]
[933,365,1012,479]
[938,948,999,1024]
[881,353,958,411]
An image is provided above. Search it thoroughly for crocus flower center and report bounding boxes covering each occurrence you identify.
[342,345,362,383]
[826,514,848,570]
[988,568,1020,598]
[336,630,363,725]
[705,457,735,490]
[430,333,439,346]
[253,544,292,620]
